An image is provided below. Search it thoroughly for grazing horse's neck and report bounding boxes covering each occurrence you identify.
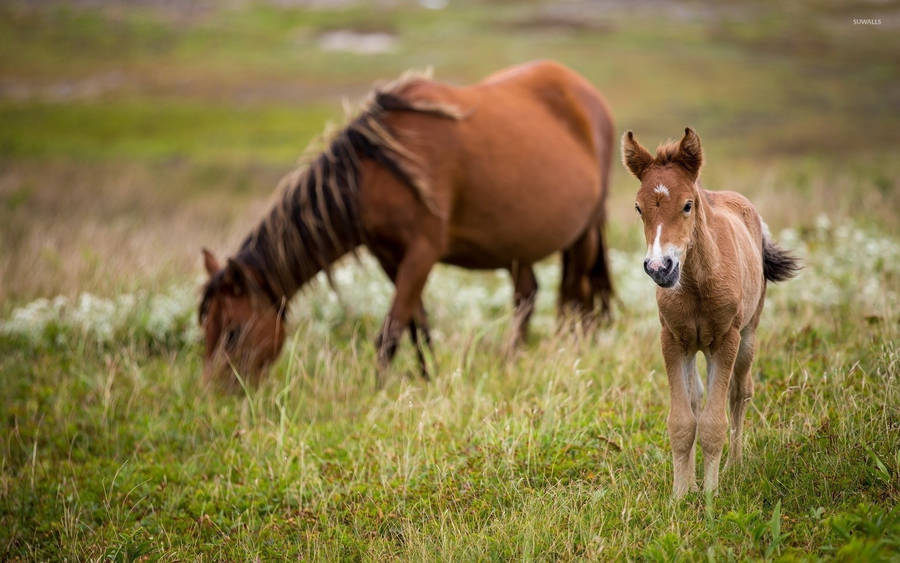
[681,187,720,289]
[226,84,460,309]
[234,149,366,306]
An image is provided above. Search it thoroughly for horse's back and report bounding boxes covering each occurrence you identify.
[382,61,614,267]
[389,60,611,179]
[479,60,614,164]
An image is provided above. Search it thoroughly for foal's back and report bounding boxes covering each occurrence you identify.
[697,188,767,324]
[706,189,765,243]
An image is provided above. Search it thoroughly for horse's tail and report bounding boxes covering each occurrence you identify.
[763,235,801,283]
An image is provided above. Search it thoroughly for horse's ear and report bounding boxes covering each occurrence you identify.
[675,127,702,178]
[622,131,653,179]
[222,258,247,297]
[202,247,220,276]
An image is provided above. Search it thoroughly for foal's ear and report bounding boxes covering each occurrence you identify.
[675,127,703,178]
[622,131,653,179]
[222,258,248,297]
[202,247,220,276]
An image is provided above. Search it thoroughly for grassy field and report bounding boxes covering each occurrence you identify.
[1,0,899,559]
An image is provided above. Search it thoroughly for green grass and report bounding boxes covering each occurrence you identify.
[0,99,337,163]
[3,222,898,559]
[2,245,898,559]
[1,0,898,559]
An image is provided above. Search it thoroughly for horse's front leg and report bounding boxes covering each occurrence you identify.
[661,329,698,499]
[373,302,432,380]
[375,239,438,388]
[407,302,434,381]
[372,249,434,383]
[698,327,740,493]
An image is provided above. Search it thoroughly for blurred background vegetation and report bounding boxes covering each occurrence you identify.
[1,0,897,304]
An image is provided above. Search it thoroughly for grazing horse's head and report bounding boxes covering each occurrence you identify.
[198,249,286,388]
[622,127,704,289]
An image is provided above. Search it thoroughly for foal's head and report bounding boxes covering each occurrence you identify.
[622,127,703,288]
[198,249,286,388]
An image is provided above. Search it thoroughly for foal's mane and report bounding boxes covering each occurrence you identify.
[652,139,685,166]
[201,72,463,316]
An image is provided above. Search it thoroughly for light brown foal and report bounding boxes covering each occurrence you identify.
[623,128,799,497]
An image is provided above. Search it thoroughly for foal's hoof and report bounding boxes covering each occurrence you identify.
[672,483,698,500]
[724,456,742,473]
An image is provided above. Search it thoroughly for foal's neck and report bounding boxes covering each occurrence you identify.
[681,187,720,290]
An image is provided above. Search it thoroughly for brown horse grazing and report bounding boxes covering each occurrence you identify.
[199,60,615,388]
[623,128,799,497]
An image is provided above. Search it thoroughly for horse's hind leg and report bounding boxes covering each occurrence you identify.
[726,327,756,471]
[508,261,538,350]
[590,222,614,320]
[558,229,597,327]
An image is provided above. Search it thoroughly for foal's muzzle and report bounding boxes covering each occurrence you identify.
[644,257,680,288]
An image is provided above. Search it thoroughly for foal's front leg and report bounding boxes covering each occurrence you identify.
[698,328,740,493]
[661,329,698,498]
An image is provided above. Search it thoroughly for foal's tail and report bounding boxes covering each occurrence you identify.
[762,236,801,282]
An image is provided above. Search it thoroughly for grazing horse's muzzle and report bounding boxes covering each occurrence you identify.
[644,256,680,288]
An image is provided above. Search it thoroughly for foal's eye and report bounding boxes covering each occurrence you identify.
[635,203,642,216]
[683,201,693,213]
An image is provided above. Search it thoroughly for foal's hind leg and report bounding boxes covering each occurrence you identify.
[726,327,756,471]
[507,261,538,352]
[686,354,703,417]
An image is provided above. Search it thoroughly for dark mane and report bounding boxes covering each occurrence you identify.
[201,73,462,317]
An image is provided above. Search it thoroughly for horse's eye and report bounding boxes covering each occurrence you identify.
[635,203,642,216]
[225,327,240,348]
[683,201,693,213]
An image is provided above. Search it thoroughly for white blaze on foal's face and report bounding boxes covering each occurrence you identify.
[633,172,697,288]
